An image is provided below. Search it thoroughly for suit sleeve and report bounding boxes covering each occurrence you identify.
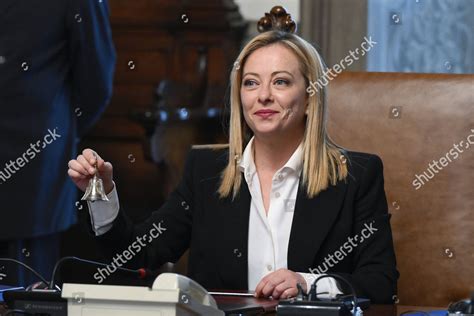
[334,155,399,304]
[67,0,116,136]
[93,150,195,269]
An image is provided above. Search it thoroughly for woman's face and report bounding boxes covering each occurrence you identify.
[240,43,307,141]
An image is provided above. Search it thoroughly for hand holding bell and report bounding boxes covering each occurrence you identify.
[81,153,109,202]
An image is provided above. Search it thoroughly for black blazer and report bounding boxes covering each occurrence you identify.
[93,148,399,304]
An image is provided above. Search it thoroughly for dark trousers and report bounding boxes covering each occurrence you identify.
[0,233,60,287]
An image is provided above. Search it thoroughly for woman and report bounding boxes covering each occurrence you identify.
[68,30,398,303]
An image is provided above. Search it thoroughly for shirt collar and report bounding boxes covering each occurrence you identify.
[239,137,257,176]
[238,137,304,176]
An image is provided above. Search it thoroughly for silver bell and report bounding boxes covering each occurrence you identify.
[81,154,109,202]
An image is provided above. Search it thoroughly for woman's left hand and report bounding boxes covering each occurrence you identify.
[254,268,307,299]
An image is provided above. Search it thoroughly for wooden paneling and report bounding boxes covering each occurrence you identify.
[62,0,247,280]
[114,51,170,84]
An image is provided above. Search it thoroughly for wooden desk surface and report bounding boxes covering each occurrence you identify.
[214,295,446,315]
[214,295,396,315]
[397,305,446,314]
[214,296,446,316]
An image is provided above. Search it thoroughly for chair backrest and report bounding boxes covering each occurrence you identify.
[327,72,474,306]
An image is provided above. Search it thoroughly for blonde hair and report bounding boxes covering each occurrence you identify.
[216,30,348,199]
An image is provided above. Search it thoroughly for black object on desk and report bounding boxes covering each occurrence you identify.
[3,289,67,316]
[276,297,370,316]
[277,299,352,316]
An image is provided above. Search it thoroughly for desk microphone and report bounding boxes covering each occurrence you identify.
[0,257,59,290]
[277,274,364,316]
[48,256,157,290]
[2,256,157,316]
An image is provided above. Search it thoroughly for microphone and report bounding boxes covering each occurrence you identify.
[49,256,158,290]
[0,257,60,290]
[137,267,159,280]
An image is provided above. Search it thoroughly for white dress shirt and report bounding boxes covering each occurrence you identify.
[240,137,340,297]
[88,138,341,297]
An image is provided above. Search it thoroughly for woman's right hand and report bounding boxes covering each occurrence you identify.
[67,148,114,194]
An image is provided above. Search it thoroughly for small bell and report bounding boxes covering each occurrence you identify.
[81,154,109,202]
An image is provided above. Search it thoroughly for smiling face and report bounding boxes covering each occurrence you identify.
[240,43,308,141]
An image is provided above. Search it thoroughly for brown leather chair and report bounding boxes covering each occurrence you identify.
[327,72,474,306]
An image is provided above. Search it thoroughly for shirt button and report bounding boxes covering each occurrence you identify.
[278,173,284,180]
[285,199,295,210]
[275,192,280,198]
[266,264,273,271]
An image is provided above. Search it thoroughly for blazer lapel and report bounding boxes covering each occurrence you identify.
[287,178,348,272]
[215,179,251,290]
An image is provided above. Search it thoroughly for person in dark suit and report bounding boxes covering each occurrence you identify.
[68,30,398,303]
[0,0,115,286]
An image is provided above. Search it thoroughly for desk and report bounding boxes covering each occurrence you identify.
[215,295,396,315]
[0,299,446,315]
[214,295,446,315]
[397,305,446,314]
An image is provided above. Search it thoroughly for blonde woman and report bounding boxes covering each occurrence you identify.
[68,29,398,303]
